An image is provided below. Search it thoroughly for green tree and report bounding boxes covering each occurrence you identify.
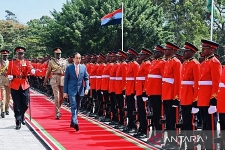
[162,0,209,48]
[0,20,27,57]
[5,10,19,23]
[211,0,225,57]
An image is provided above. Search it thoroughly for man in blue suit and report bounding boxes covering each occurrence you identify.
[63,52,89,131]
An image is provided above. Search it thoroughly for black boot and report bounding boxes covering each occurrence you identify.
[5,111,9,115]
[1,112,5,118]
[15,120,21,130]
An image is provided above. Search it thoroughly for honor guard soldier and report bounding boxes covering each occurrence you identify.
[89,54,98,99]
[180,42,200,149]
[146,45,165,143]
[96,54,106,117]
[123,48,139,133]
[7,47,35,129]
[100,52,112,122]
[89,54,98,116]
[109,51,119,124]
[134,48,152,138]
[84,54,92,110]
[0,49,10,118]
[217,62,225,148]
[198,40,222,150]
[43,47,67,119]
[162,42,182,149]
[114,50,127,128]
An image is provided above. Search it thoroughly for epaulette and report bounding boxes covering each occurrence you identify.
[205,55,214,60]
[184,57,194,62]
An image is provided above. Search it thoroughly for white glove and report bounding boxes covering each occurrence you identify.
[142,97,148,101]
[7,75,13,81]
[208,106,217,114]
[123,95,126,98]
[191,107,199,114]
[31,69,36,74]
[134,95,137,100]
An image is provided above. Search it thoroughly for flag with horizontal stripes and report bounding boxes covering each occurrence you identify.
[101,8,122,26]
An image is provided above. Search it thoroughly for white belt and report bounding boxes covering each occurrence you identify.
[90,76,96,79]
[219,83,225,88]
[110,77,116,80]
[148,74,162,78]
[116,77,122,80]
[198,81,212,85]
[126,77,135,80]
[181,81,194,85]
[96,76,102,79]
[162,78,174,84]
[136,77,145,80]
[102,75,110,78]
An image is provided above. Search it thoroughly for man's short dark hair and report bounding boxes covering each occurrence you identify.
[73,52,80,57]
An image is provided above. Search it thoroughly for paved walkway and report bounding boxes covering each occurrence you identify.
[0,107,47,150]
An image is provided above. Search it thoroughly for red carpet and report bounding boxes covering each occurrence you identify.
[23,91,157,150]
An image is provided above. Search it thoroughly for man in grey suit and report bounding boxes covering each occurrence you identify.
[63,52,89,131]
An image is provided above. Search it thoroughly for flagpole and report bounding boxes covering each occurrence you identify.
[210,0,214,41]
[121,2,124,51]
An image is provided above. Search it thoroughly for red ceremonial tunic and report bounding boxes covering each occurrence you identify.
[7,59,33,90]
[115,61,127,94]
[125,61,139,96]
[109,63,119,93]
[180,58,200,105]
[136,60,150,96]
[162,57,182,100]
[89,63,97,90]
[101,63,112,91]
[96,63,105,90]
[217,67,225,113]
[145,59,165,96]
[198,56,222,106]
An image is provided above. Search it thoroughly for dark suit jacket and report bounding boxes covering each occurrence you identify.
[63,63,89,96]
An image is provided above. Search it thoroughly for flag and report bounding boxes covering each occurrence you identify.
[101,8,122,26]
[207,0,217,19]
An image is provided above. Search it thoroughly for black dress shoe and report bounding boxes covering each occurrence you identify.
[22,119,26,125]
[56,113,60,120]
[133,132,142,137]
[122,127,130,132]
[70,122,74,128]
[162,143,179,149]
[100,118,111,122]
[5,111,9,115]
[135,133,147,138]
[1,112,5,118]
[108,121,119,125]
[89,113,97,117]
[114,125,125,129]
[74,124,79,131]
[127,128,136,133]
[15,121,21,130]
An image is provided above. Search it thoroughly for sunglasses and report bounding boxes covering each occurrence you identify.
[18,52,24,55]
